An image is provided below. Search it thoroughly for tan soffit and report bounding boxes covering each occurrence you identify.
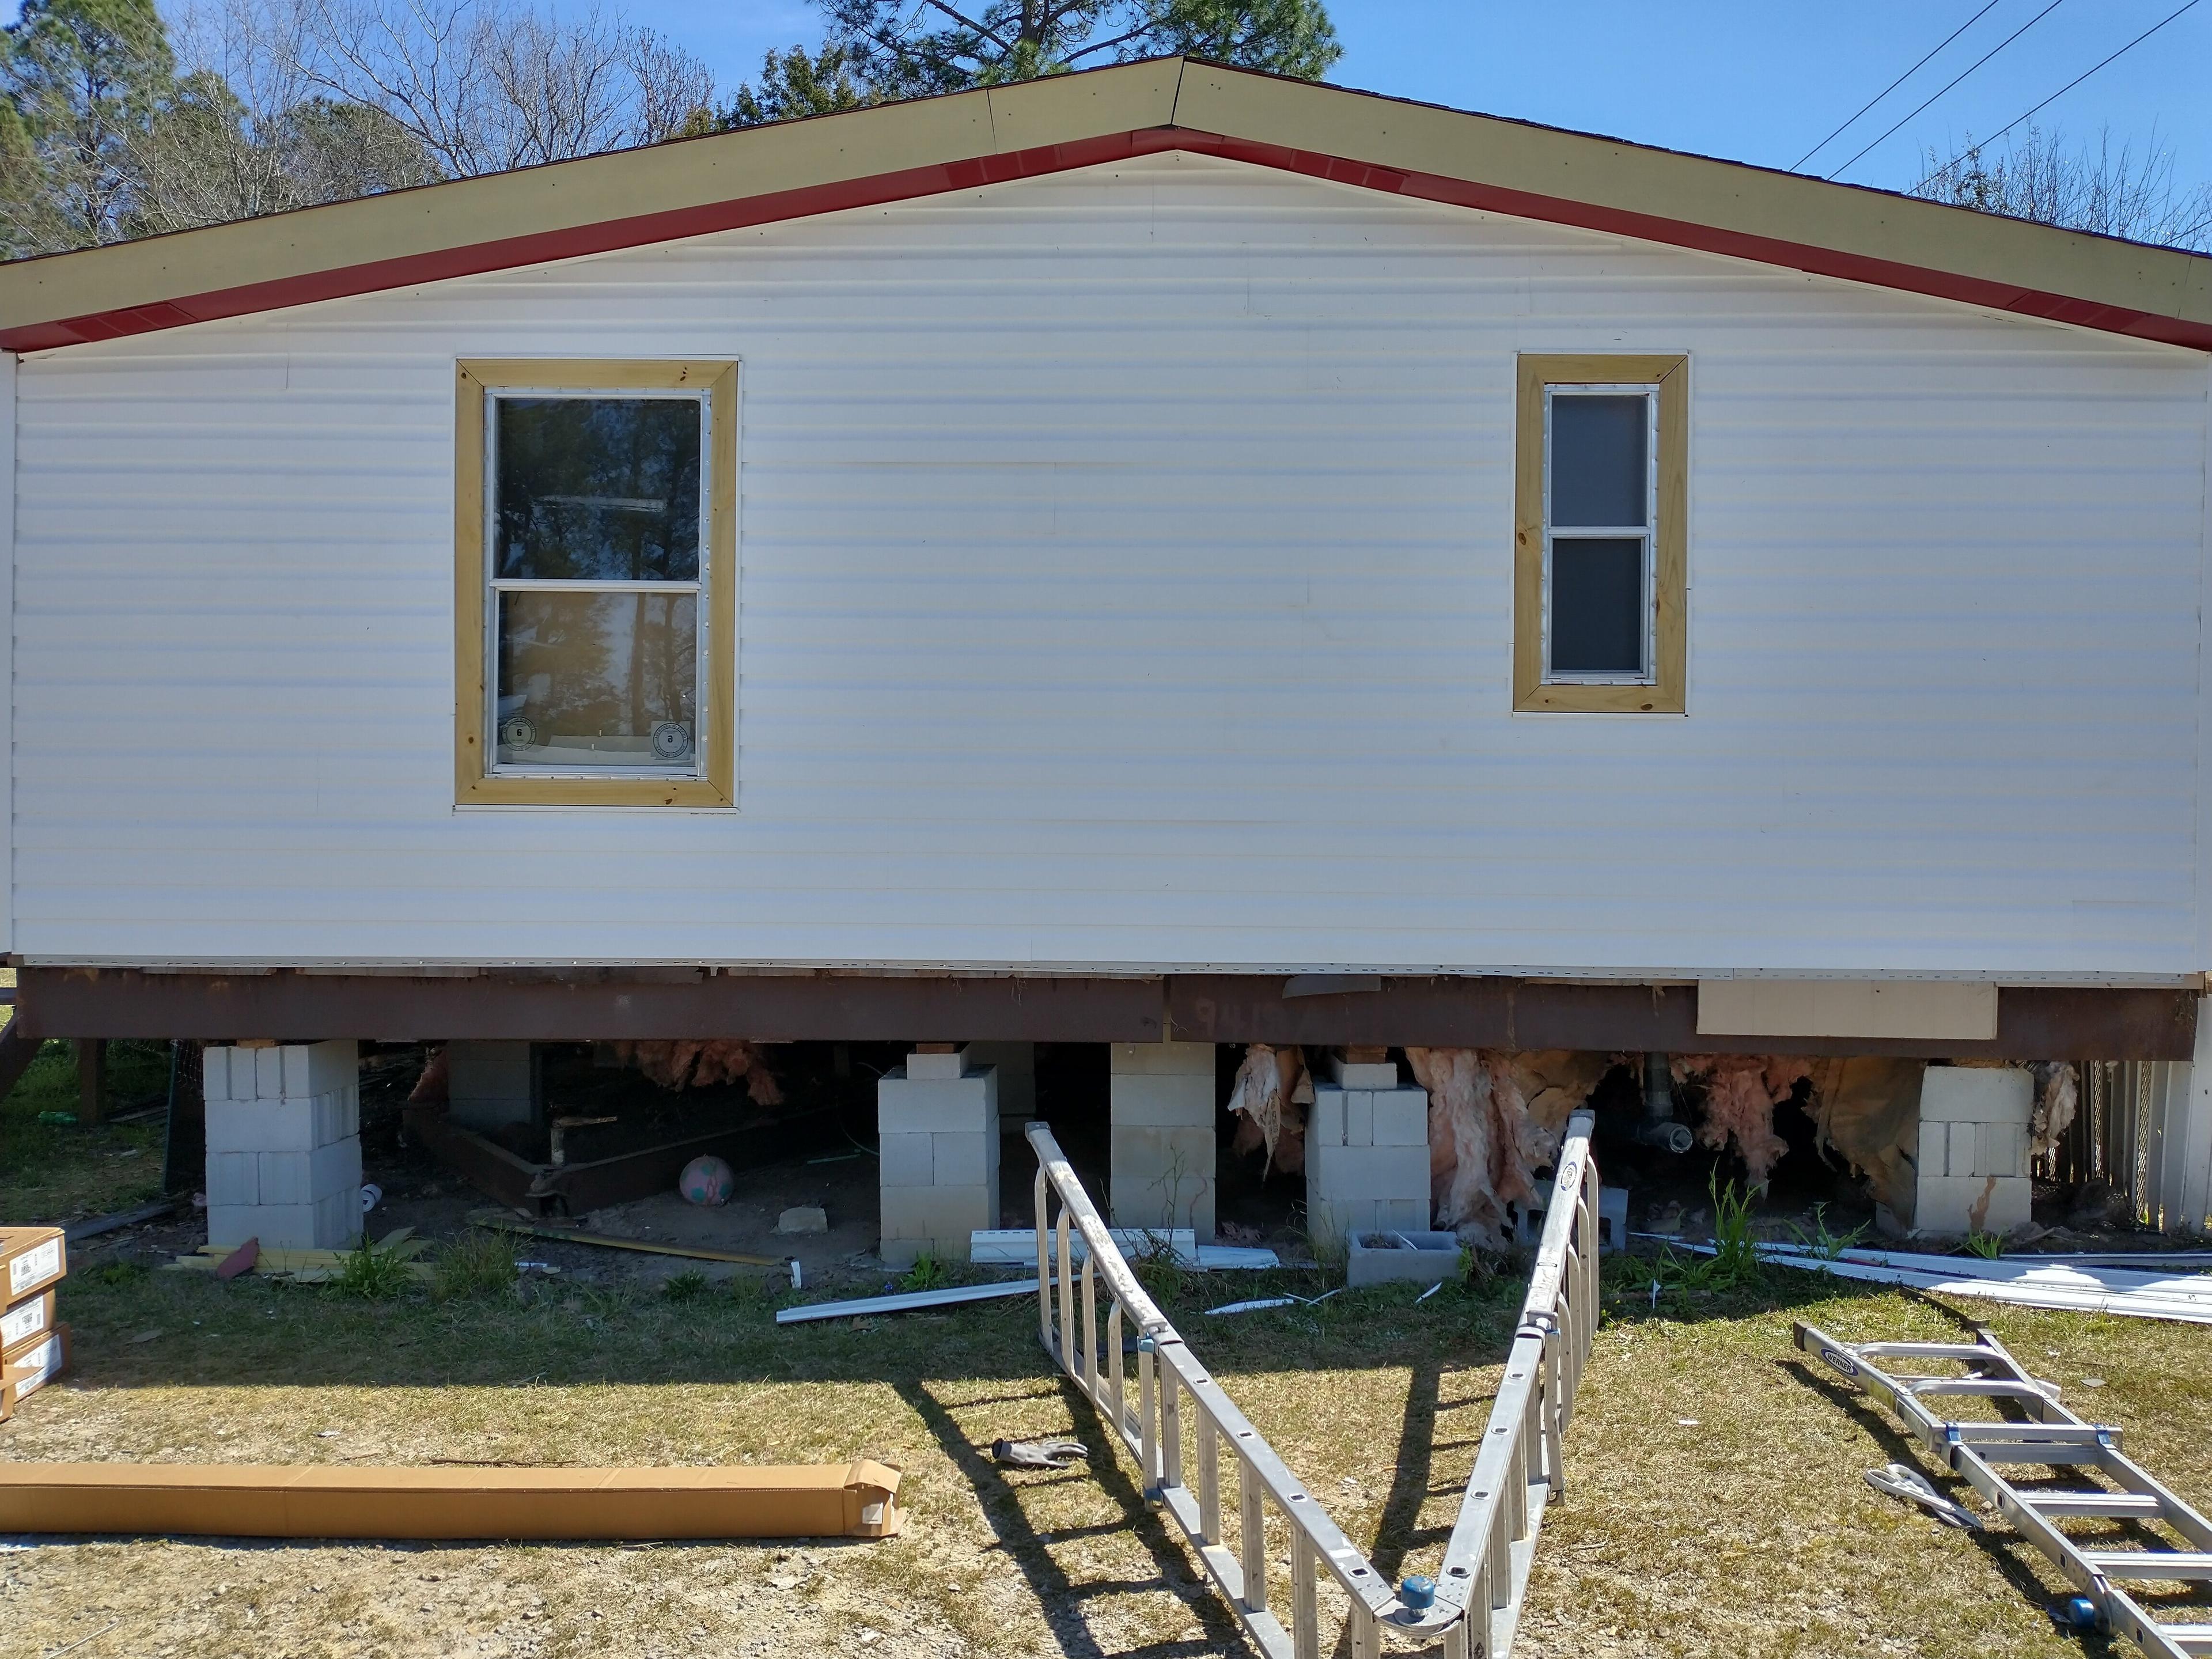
[1698,980,2002,1043]
[1,58,2207,352]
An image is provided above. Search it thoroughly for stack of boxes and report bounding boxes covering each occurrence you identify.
[1,1225,69,1419]
[877,1048,999,1268]
[1893,1065,2035,1237]
[203,1040,364,1251]
[1305,1051,1431,1246]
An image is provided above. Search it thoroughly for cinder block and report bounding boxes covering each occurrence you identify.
[203,1049,232,1104]
[880,1185,995,1264]
[1109,1071,1214,1128]
[1912,1173,2032,1237]
[878,1069,998,1134]
[1308,1088,1346,1150]
[446,1040,536,1130]
[207,1202,327,1251]
[878,1131,935,1189]
[313,1086,361,1149]
[1381,1198,1426,1230]
[1309,1143,1430,1210]
[931,1131,995,1189]
[1109,1041,1215,1078]
[1342,1090,1373,1147]
[315,1190,362,1250]
[206,1097,319,1155]
[1973,1121,2028,1178]
[255,1046,284,1100]
[965,1041,1037,1122]
[1111,1125,1216,1237]
[1327,1055,1401,1089]
[1372,1089,1429,1147]
[255,1140,361,1209]
[1919,1067,2032,1125]
[204,1152,258,1208]
[283,1040,359,1099]
[905,1048,970,1082]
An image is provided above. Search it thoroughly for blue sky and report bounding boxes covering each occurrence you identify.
[660,0,2212,196]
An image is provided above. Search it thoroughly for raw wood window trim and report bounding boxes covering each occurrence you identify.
[1513,353,1687,714]
[454,359,737,806]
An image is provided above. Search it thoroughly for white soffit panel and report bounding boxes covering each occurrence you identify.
[1696,980,1999,1041]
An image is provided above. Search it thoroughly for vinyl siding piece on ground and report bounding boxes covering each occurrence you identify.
[9,153,2209,978]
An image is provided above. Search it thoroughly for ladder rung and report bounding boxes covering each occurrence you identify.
[2021,1492,2165,1518]
[2085,1551,2212,1581]
[1967,1444,2108,1465]
[2160,1626,2212,1655]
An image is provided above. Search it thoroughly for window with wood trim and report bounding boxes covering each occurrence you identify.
[455,361,736,806]
[1513,354,1686,714]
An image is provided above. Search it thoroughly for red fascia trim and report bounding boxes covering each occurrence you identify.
[5,124,2209,353]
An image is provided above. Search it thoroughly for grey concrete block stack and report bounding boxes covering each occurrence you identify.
[203,1040,363,1249]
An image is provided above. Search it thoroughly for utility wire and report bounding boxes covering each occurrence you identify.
[1791,0,2007,172]
[1828,0,2071,180]
[1909,0,2206,192]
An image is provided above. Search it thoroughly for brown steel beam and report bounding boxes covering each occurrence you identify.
[14,967,2196,1060]
[18,968,1165,1044]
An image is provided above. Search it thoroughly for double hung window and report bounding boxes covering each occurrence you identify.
[455,361,736,805]
[1513,355,1686,713]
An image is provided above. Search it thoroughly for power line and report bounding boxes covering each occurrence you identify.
[1827,0,2071,180]
[1791,0,2007,172]
[1910,0,2207,192]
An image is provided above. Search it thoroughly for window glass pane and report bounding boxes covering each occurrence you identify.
[1550,538,1645,676]
[495,591,698,768]
[495,397,701,581]
[1550,395,1648,529]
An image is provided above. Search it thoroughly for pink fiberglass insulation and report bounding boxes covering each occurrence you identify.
[1406,1048,1570,1242]
[1226,1044,1309,1176]
[1673,1055,1814,1187]
[2032,1062,2079,1161]
[607,1040,783,1105]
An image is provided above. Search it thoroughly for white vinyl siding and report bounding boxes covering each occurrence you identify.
[8,153,2208,979]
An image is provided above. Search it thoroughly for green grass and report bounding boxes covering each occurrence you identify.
[0,1036,176,1225]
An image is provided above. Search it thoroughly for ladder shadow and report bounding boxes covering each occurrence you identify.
[891,1374,1259,1659]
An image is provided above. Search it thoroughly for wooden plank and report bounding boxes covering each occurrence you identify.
[0,1459,904,1539]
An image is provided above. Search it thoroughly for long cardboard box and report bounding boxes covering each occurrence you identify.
[0,1287,56,1353]
[0,1228,66,1303]
[0,1456,903,1539]
[0,1325,68,1419]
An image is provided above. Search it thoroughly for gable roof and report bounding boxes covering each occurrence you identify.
[3,57,2209,354]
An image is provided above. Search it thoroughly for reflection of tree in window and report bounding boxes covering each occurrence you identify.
[490,395,702,770]
[495,398,700,582]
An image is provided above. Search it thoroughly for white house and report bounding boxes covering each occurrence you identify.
[2,60,2207,1245]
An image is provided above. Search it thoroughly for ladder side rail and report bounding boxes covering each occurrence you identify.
[1433,1112,1602,1641]
[1025,1123,1425,1657]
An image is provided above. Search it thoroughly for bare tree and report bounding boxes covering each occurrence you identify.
[290,0,716,176]
[1916,124,2212,252]
[130,0,439,233]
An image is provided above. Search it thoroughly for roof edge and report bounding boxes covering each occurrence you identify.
[3,55,2209,354]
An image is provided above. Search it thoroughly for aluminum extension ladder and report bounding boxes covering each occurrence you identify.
[1795,1321,2212,1657]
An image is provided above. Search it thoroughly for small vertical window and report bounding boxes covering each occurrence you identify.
[455,361,737,805]
[1514,355,1686,713]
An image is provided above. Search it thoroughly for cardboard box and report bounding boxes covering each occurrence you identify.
[0,1228,66,1304]
[0,1288,56,1353]
[0,1452,903,1539]
[0,1324,68,1420]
